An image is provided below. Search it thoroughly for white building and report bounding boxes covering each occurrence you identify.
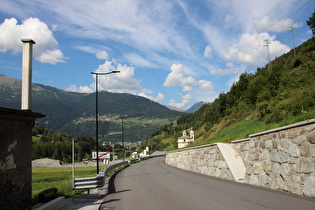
[178,129,194,149]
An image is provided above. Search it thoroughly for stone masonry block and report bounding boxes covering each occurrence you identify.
[293,135,306,146]
[306,130,315,144]
[279,139,291,150]
[265,140,273,149]
[303,176,315,197]
[279,163,291,180]
[289,144,300,157]
[299,143,310,157]
[296,158,314,174]
[253,162,262,175]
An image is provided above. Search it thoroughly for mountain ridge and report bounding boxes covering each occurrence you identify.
[0,74,184,142]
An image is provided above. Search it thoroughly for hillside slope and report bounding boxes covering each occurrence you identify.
[141,37,315,152]
[0,75,183,142]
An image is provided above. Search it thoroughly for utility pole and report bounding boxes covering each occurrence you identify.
[290,26,296,56]
[264,39,271,69]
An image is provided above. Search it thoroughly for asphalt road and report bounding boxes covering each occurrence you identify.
[100,157,315,210]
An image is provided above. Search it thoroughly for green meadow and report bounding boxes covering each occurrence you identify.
[32,166,96,205]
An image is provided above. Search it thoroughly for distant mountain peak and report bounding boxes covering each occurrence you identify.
[186,101,208,113]
[165,105,184,112]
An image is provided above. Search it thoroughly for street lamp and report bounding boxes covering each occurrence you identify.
[91,70,120,174]
[120,116,126,161]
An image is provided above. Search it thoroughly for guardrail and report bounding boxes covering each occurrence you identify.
[72,155,166,193]
[72,161,129,193]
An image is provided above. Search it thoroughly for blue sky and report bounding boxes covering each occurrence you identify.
[0,0,314,110]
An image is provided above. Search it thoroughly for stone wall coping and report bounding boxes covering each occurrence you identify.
[167,142,218,153]
[231,138,251,144]
[249,118,315,138]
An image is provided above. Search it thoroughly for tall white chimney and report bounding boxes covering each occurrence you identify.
[21,38,35,111]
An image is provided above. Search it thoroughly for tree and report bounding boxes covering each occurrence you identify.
[307,10,315,36]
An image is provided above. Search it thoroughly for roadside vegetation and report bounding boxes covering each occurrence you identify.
[32,166,95,205]
[32,162,131,205]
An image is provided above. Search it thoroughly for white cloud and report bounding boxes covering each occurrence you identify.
[163,64,197,91]
[51,24,59,31]
[253,16,302,33]
[210,63,244,75]
[0,17,66,64]
[182,86,192,92]
[138,91,165,102]
[93,60,141,94]
[67,59,142,94]
[203,45,212,58]
[141,89,153,94]
[125,53,157,68]
[222,32,290,68]
[24,0,194,60]
[65,84,93,93]
[37,49,65,64]
[96,51,109,60]
[164,63,215,93]
[199,80,213,92]
[168,94,191,109]
[155,93,165,101]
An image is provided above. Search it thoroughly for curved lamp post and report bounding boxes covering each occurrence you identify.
[91,70,120,174]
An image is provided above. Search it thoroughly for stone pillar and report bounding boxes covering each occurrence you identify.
[21,38,35,111]
[0,108,44,209]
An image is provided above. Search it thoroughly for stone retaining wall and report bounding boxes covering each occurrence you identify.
[166,144,234,181]
[232,120,315,197]
[165,119,315,197]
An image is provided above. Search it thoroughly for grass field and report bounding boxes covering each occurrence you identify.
[188,119,281,148]
[32,166,96,205]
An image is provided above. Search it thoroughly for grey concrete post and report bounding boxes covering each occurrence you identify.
[21,38,35,111]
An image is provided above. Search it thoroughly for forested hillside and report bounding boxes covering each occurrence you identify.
[0,75,183,142]
[31,125,129,162]
[140,36,315,152]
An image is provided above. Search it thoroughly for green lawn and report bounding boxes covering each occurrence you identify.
[32,166,97,204]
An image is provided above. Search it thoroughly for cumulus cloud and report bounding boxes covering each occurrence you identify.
[96,51,109,60]
[199,80,213,92]
[92,59,141,94]
[37,49,65,64]
[0,17,66,64]
[164,63,214,93]
[138,90,165,102]
[168,94,192,109]
[253,16,302,33]
[65,84,93,93]
[67,58,141,94]
[222,32,290,68]
[163,64,197,91]
[203,45,212,58]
